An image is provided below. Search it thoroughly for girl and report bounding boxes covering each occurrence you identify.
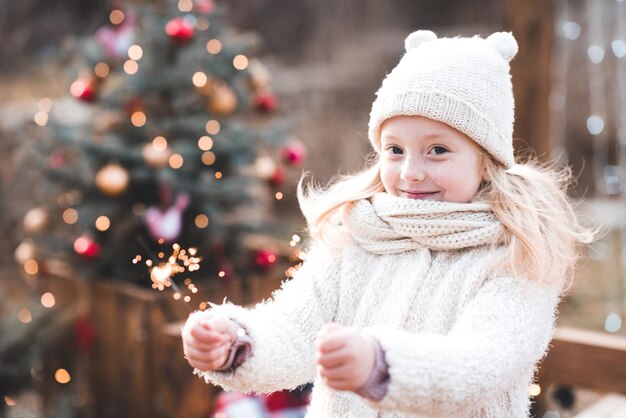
[182,30,593,417]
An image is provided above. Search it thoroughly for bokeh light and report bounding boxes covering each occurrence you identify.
[63,208,78,224]
[205,120,220,135]
[233,54,249,70]
[110,10,124,25]
[198,136,213,151]
[131,111,147,127]
[206,39,222,54]
[55,369,71,384]
[95,216,111,232]
[41,292,56,308]
[124,60,139,75]
[128,45,143,60]
[169,154,184,169]
[195,214,209,228]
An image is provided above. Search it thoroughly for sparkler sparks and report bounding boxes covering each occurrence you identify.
[134,239,202,311]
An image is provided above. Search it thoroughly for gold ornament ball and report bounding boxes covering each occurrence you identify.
[95,163,130,196]
[23,207,49,234]
[142,143,172,168]
[208,84,238,115]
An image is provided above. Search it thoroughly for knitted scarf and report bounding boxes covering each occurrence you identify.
[343,193,503,253]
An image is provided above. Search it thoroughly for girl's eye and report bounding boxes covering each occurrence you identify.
[430,146,448,155]
[388,146,403,155]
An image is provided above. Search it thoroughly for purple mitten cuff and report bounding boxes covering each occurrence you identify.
[216,334,253,372]
[354,337,390,401]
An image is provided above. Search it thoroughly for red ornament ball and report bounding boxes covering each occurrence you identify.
[197,0,216,14]
[254,249,278,269]
[252,92,278,113]
[281,139,308,166]
[165,17,195,42]
[269,166,285,186]
[47,152,66,169]
[70,78,96,102]
[74,236,101,259]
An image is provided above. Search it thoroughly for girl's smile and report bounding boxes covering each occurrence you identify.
[379,115,487,203]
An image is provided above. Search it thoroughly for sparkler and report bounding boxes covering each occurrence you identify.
[135,237,202,312]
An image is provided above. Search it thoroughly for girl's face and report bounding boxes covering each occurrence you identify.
[379,115,485,203]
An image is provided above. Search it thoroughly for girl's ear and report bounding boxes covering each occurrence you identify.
[482,167,490,182]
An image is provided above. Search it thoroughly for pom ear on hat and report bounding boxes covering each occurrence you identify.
[404,30,437,52]
[486,32,518,62]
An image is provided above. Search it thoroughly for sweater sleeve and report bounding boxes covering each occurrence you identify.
[194,246,341,394]
[361,275,561,416]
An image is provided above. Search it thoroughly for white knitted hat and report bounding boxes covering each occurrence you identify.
[368,30,518,168]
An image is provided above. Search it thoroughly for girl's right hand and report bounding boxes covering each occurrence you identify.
[181,311,239,372]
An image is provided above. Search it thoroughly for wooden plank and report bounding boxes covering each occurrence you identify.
[538,327,626,394]
[505,0,554,159]
[574,393,626,418]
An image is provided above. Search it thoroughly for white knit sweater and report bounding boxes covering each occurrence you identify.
[197,194,561,418]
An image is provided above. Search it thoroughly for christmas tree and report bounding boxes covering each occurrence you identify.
[21,0,306,293]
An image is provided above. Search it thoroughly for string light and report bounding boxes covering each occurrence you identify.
[562,21,581,40]
[275,192,284,200]
[128,45,143,60]
[198,136,213,151]
[24,259,39,275]
[205,119,220,135]
[612,39,626,58]
[41,292,56,308]
[206,39,222,54]
[55,369,71,384]
[202,151,216,165]
[178,0,193,12]
[605,313,622,332]
[169,154,184,169]
[109,10,124,25]
[196,18,209,31]
[528,384,541,396]
[18,308,32,324]
[233,54,249,70]
[124,60,139,75]
[131,111,146,127]
[94,62,110,78]
[153,136,168,150]
[587,45,605,64]
[34,111,48,126]
[63,208,78,224]
[95,216,111,231]
[587,116,605,135]
[193,71,208,87]
[215,171,223,179]
[218,270,226,278]
[38,98,52,112]
[195,214,209,228]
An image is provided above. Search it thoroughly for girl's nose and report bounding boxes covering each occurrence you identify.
[400,158,426,182]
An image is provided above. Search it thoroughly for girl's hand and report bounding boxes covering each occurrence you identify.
[181,311,239,372]
[314,323,375,391]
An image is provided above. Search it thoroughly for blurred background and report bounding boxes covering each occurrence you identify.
[0,0,625,417]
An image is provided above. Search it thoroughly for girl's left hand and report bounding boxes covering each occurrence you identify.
[314,323,375,391]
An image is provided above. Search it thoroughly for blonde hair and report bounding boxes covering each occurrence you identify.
[298,153,596,289]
